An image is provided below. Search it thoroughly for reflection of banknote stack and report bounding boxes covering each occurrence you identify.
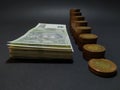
[7,23,73,60]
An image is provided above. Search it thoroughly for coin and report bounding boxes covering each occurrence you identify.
[83,44,105,52]
[88,58,117,77]
[73,27,92,43]
[78,34,98,50]
[83,44,106,60]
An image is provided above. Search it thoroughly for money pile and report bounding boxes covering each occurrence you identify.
[7,23,73,60]
[70,8,117,77]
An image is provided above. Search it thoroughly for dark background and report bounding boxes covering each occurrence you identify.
[0,0,120,90]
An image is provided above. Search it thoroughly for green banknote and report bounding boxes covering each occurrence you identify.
[8,23,73,50]
[8,23,73,59]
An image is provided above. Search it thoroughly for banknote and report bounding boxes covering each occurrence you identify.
[9,23,72,47]
[7,23,73,60]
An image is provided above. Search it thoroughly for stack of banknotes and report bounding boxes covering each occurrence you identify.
[7,23,73,60]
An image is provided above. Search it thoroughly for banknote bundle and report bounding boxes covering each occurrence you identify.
[7,23,73,60]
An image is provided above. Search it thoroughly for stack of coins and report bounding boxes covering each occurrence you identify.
[78,34,98,50]
[70,8,80,16]
[83,44,106,60]
[69,8,117,77]
[71,16,85,26]
[70,12,82,26]
[70,8,92,44]
[72,21,88,37]
[70,9,81,22]
[70,9,81,33]
[73,21,88,28]
[70,9,88,36]
[73,27,92,44]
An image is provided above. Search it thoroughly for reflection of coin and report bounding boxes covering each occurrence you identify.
[88,58,117,77]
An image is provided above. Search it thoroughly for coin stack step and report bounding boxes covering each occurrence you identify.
[69,8,117,77]
[78,34,98,50]
[83,44,106,60]
[73,27,92,44]
[88,58,117,77]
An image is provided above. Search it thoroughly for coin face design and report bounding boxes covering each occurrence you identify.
[88,58,117,73]
[83,44,105,52]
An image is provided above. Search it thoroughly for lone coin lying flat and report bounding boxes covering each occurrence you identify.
[88,58,117,77]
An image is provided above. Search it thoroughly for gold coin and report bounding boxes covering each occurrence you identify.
[88,58,117,77]
[83,44,105,52]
